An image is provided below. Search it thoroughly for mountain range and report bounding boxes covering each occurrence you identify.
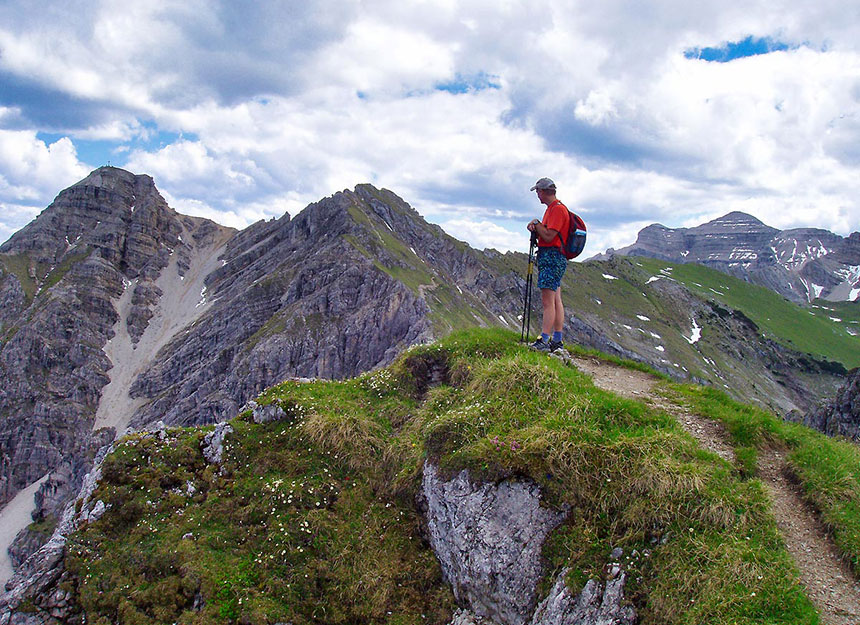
[0,167,858,601]
[599,211,860,304]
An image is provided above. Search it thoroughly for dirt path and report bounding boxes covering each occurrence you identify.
[565,353,860,625]
[758,448,860,625]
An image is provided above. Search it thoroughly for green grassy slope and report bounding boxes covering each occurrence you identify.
[634,258,860,369]
[0,253,38,303]
[63,328,860,625]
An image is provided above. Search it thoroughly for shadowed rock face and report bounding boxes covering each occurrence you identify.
[604,211,860,304]
[799,368,860,439]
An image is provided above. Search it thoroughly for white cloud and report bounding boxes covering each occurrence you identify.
[0,131,89,201]
[0,131,90,244]
[435,217,522,252]
[575,90,618,125]
[0,203,43,245]
[0,0,859,253]
[310,18,454,94]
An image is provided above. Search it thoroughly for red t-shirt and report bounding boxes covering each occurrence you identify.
[538,199,569,249]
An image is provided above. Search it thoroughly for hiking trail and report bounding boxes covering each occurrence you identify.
[566,353,860,625]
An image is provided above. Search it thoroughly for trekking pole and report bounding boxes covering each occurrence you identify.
[520,231,538,342]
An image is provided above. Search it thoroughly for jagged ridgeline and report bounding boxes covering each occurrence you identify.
[12,328,860,624]
[602,211,860,305]
[0,168,526,562]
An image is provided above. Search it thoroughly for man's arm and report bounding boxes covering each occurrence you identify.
[528,219,559,243]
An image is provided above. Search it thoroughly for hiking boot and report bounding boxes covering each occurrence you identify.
[549,340,564,352]
[530,337,552,351]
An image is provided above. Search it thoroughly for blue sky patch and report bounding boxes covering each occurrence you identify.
[37,133,117,168]
[685,36,795,62]
[37,125,199,169]
[435,72,501,94]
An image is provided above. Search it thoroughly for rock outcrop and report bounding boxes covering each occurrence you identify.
[529,568,635,625]
[421,462,568,625]
[0,441,115,625]
[0,415,222,624]
[201,422,233,464]
[796,368,860,439]
[421,463,635,625]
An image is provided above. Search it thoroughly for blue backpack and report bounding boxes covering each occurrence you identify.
[562,210,587,259]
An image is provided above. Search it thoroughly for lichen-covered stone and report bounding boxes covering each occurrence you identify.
[202,422,233,464]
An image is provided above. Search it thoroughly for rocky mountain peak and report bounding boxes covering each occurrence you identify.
[691,211,778,243]
[706,211,771,229]
[75,165,154,193]
[0,166,184,280]
[608,211,859,303]
[0,167,236,563]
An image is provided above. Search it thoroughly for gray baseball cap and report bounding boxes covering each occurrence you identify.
[530,177,556,191]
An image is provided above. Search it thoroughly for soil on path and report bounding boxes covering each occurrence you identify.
[565,353,860,625]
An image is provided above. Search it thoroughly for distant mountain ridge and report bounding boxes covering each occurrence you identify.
[601,211,860,304]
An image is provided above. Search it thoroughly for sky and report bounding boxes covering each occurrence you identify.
[1,1,859,256]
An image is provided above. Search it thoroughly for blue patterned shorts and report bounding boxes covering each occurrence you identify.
[536,247,567,290]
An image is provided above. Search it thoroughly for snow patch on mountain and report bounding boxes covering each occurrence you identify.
[686,317,702,344]
[775,239,832,270]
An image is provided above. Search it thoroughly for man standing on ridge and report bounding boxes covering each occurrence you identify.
[526,177,569,352]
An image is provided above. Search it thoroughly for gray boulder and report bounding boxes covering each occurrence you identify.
[421,462,568,625]
[201,422,233,464]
